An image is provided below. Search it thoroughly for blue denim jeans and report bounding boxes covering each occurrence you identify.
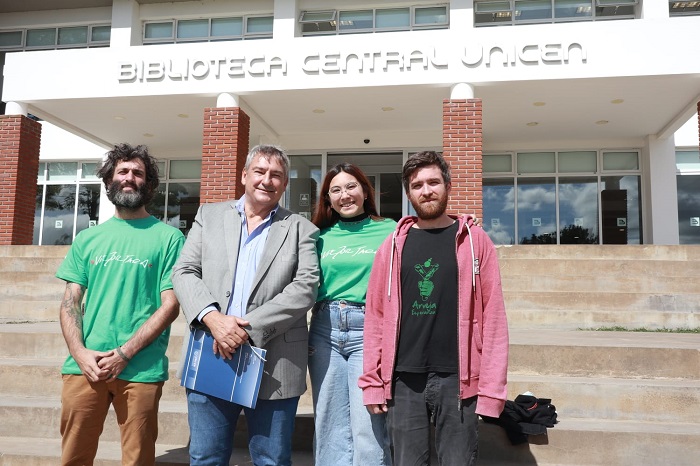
[186,389,299,466]
[388,372,478,466]
[308,300,391,466]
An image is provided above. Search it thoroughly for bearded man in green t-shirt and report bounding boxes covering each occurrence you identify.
[55,143,184,466]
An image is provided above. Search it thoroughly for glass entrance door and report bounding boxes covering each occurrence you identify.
[286,152,404,221]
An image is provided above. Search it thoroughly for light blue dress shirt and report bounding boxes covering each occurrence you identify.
[197,195,278,321]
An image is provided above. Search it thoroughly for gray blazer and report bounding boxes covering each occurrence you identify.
[172,200,319,400]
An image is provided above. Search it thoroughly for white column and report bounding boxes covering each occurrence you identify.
[640,0,669,19]
[451,0,475,30]
[4,101,27,116]
[450,82,474,99]
[217,93,239,108]
[642,135,680,244]
[274,0,298,39]
[111,0,141,48]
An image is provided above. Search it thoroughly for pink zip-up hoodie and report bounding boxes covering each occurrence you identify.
[359,214,509,418]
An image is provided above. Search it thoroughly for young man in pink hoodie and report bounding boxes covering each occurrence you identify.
[359,151,509,465]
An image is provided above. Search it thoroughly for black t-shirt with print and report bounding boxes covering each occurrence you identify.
[396,222,459,373]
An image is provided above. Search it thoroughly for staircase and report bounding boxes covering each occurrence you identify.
[0,244,698,465]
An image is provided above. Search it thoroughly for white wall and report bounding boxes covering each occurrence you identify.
[675,115,699,148]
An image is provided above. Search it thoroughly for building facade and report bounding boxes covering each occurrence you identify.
[1,0,699,246]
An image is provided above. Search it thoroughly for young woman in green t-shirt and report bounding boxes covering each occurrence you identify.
[308,163,396,465]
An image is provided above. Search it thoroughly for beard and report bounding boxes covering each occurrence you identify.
[410,193,448,220]
[107,180,151,209]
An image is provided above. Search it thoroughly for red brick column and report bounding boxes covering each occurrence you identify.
[442,99,483,219]
[201,107,250,204]
[0,115,41,245]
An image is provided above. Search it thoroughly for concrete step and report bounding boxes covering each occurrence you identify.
[0,245,70,258]
[502,271,699,294]
[0,256,65,273]
[495,244,700,261]
[0,417,697,466]
[2,324,698,380]
[499,257,700,279]
[508,374,700,423]
[510,329,700,379]
[505,290,700,313]
[0,396,315,447]
[0,436,315,466]
[505,307,700,330]
[3,358,697,424]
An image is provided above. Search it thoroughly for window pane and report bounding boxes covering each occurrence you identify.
[376,8,410,28]
[81,163,99,180]
[246,16,273,34]
[517,152,555,173]
[47,162,78,181]
[677,174,700,244]
[145,22,173,39]
[339,10,373,30]
[37,162,47,182]
[286,155,322,219]
[676,150,700,172]
[555,0,593,18]
[157,161,166,178]
[170,160,202,179]
[517,177,556,244]
[91,26,111,42]
[41,184,76,245]
[415,6,448,24]
[76,184,100,235]
[33,185,44,245]
[177,19,209,39]
[558,151,596,173]
[515,0,553,21]
[483,178,515,245]
[558,177,599,244]
[58,27,88,45]
[300,11,336,22]
[475,1,512,13]
[484,154,512,173]
[603,151,638,170]
[379,172,403,222]
[601,175,641,244]
[148,185,167,222]
[212,17,243,36]
[0,31,23,48]
[26,29,56,47]
[165,182,201,235]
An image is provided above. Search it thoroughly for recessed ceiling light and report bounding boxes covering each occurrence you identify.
[595,120,609,125]
[114,116,125,120]
[382,106,395,112]
[533,102,546,107]
[177,113,189,118]
[526,122,539,127]
[610,99,624,104]
[312,109,325,114]
[143,133,154,137]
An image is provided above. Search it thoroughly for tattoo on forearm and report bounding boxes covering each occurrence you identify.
[62,283,85,330]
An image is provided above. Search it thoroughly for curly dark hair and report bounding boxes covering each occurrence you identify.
[96,143,160,199]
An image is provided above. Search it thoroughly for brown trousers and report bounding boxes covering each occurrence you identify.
[60,374,164,466]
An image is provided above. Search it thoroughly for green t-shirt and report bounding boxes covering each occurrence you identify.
[56,216,184,383]
[317,217,396,303]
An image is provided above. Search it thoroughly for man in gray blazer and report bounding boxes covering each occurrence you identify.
[172,144,319,466]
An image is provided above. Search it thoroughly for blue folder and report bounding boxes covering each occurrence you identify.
[180,328,267,408]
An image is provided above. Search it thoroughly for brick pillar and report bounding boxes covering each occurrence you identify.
[201,107,250,204]
[442,99,483,219]
[0,115,41,245]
